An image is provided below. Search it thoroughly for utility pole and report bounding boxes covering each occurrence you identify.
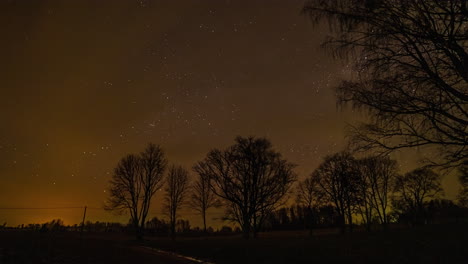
[81,206,87,233]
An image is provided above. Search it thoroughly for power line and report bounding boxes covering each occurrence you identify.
[0,207,226,214]
[0,206,102,210]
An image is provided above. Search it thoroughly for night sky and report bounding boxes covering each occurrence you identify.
[0,0,459,227]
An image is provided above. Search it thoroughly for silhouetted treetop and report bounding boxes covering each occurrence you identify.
[189,168,220,232]
[312,151,361,233]
[392,167,443,224]
[304,0,468,166]
[163,165,190,238]
[105,143,167,240]
[195,136,297,238]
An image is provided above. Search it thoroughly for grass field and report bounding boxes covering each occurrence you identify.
[0,224,467,263]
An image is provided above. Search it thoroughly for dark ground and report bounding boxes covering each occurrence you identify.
[142,224,468,264]
[1,224,467,264]
[0,231,192,264]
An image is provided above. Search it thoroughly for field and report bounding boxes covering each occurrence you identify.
[1,224,467,263]
[0,231,192,264]
[142,224,468,264]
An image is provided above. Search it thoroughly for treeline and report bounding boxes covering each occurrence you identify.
[104,136,468,239]
[265,205,340,231]
[296,152,468,233]
[263,200,468,232]
[10,197,468,234]
[144,217,237,236]
[7,218,238,236]
[7,220,125,233]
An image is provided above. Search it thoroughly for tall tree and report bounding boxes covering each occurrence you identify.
[354,166,374,232]
[312,152,360,233]
[105,143,167,239]
[303,0,468,166]
[188,171,220,232]
[358,156,398,229]
[163,165,189,238]
[392,167,443,224]
[195,136,296,239]
[296,176,323,234]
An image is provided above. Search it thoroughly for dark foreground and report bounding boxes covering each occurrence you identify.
[0,232,192,264]
[1,224,467,264]
[144,224,468,264]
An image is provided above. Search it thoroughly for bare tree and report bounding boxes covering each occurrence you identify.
[303,0,468,167]
[312,151,360,233]
[296,176,323,235]
[392,167,443,224]
[297,177,322,211]
[105,143,167,239]
[163,165,189,238]
[195,136,296,239]
[358,156,398,229]
[188,171,220,233]
[354,167,374,232]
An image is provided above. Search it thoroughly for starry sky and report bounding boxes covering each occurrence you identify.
[0,0,459,227]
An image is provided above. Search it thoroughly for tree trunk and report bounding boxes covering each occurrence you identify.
[339,214,346,234]
[203,211,207,233]
[348,213,353,233]
[133,218,142,240]
[170,219,176,239]
[382,211,388,231]
[308,207,313,237]
[136,227,143,240]
[252,215,259,239]
[242,220,250,239]
[241,212,251,239]
[365,208,371,232]
[347,207,353,233]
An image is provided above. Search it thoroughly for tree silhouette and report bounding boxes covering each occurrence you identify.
[357,156,398,230]
[392,167,443,224]
[163,165,189,238]
[304,0,468,166]
[176,219,191,233]
[296,176,323,235]
[146,217,170,234]
[354,164,374,232]
[312,152,360,233]
[105,143,167,240]
[195,136,296,239]
[188,170,220,233]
